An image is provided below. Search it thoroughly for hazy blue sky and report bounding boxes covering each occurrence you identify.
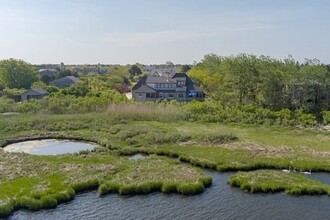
[0,0,329,64]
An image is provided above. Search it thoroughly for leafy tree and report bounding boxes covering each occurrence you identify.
[165,61,174,66]
[180,65,191,73]
[188,53,330,114]
[31,81,48,90]
[129,65,142,76]
[0,59,38,89]
[0,88,24,101]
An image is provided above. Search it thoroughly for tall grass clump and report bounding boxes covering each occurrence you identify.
[0,200,15,218]
[176,182,205,195]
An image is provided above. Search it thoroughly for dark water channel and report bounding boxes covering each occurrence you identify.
[9,154,330,220]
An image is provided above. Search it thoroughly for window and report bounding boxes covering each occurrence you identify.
[178,93,184,98]
[177,81,185,87]
[169,93,174,98]
[159,93,163,98]
[147,93,156,98]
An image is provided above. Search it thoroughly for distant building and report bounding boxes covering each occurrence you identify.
[38,69,59,78]
[132,73,204,102]
[72,65,108,75]
[49,76,79,88]
[21,88,48,101]
[142,65,176,77]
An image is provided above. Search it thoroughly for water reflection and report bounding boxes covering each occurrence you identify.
[3,140,96,155]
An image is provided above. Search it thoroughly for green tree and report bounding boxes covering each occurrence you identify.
[31,81,48,90]
[0,59,38,89]
[180,65,191,73]
[129,65,142,76]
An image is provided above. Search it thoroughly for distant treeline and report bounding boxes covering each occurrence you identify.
[188,54,330,114]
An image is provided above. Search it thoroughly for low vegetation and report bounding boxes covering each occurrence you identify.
[228,170,330,196]
[0,151,210,217]
[0,110,329,216]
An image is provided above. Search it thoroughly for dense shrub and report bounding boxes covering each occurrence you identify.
[322,110,330,125]
[184,101,319,127]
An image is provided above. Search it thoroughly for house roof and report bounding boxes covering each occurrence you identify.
[21,88,48,95]
[172,73,188,78]
[132,76,147,90]
[50,76,79,87]
[134,85,157,93]
[174,73,204,93]
[64,76,79,82]
[132,72,204,94]
[38,68,58,73]
[146,76,176,84]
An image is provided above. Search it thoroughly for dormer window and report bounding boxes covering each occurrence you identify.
[177,81,185,87]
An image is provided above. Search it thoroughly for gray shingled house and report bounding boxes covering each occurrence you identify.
[38,68,59,78]
[21,88,48,101]
[49,76,79,88]
[132,73,204,102]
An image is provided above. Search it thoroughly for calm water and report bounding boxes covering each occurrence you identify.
[128,153,147,160]
[9,167,330,220]
[3,139,96,155]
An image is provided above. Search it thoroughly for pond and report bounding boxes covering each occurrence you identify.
[9,156,330,220]
[3,139,96,155]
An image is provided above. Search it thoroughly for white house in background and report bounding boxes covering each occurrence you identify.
[20,88,48,101]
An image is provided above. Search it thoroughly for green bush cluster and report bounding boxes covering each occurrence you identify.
[322,110,330,125]
[185,102,318,127]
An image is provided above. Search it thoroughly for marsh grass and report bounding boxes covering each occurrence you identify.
[1,114,329,174]
[0,152,210,217]
[1,113,330,216]
[98,156,212,196]
[106,104,185,122]
[228,170,330,195]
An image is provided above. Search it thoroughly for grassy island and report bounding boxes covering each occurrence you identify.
[1,111,330,216]
[228,170,330,195]
[0,150,210,217]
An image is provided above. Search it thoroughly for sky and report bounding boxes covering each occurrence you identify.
[0,0,329,65]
